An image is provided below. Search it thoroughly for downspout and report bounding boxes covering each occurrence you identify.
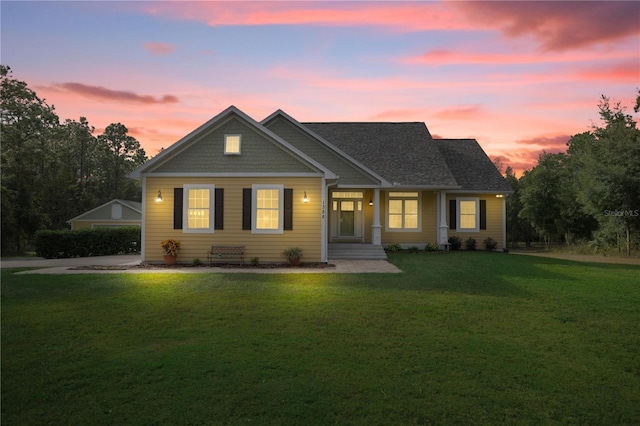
[141,174,147,261]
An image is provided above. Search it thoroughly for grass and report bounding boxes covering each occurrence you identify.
[2,252,639,425]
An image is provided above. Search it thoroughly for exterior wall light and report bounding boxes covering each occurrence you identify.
[303,191,309,203]
[156,190,163,202]
[496,194,504,198]
[369,197,373,206]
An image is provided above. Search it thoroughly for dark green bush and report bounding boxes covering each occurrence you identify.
[35,227,141,259]
[425,242,439,252]
[465,237,477,251]
[384,242,402,253]
[484,237,498,251]
[448,236,461,250]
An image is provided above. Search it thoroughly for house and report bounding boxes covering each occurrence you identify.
[67,199,142,230]
[128,106,512,263]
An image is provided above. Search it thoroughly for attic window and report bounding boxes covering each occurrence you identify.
[111,204,122,220]
[224,134,241,155]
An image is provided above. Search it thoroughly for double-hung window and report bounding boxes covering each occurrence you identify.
[458,198,479,232]
[387,192,420,231]
[253,184,283,234]
[183,184,215,233]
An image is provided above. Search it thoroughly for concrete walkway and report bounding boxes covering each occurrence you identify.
[2,255,402,274]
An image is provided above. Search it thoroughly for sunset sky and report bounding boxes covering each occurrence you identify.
[2,1,639,174]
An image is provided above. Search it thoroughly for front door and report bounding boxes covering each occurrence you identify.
[331,192,364,241]
[339,200,356,237]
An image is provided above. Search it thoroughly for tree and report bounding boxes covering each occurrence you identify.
[568,94,640,255]
[1,65,60,251]
[504,166,536,247]
[96,123,147,201]
[518,151,595,247]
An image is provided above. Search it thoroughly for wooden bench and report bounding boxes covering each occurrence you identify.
[207,245,245,265]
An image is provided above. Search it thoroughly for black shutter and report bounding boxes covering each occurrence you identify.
[449,199,456,230]
[284,189,293,230]
[173,188,183,229]
[479,200,487,230]
[242,188,252,230]
[215,188,224,230]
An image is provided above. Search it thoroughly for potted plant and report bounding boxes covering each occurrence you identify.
[161,238,181,265]
[282,246,303,266]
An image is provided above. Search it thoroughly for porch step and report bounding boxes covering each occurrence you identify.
[328,243,388,260]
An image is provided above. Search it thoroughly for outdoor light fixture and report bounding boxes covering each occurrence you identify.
[156,190,163,202]
[496,194,504,198]
[369,197,373,206]
[303,191,309,203]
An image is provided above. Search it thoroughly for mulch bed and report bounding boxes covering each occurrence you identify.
[71,262,336,271]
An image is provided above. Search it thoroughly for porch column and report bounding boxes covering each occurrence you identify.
[438,191,449,246]
[371,188,382,245]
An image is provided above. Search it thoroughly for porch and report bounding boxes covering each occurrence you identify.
[328,243,387,260]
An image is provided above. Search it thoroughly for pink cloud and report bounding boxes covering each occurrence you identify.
[432,105,485,120]
[369,109,426,121]
[143,42,175,55]
[453,1,640,51]
[516,134,572,148]
[404,48,634,66]
[46,82,179,104]
[575,60,640,83]
[133,2,471,32]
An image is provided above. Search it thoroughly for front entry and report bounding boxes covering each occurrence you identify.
[331,192,364,241]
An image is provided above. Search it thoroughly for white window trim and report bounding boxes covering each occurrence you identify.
[183,184,215,233]
[224,134,242,155]
[457,197,479,232]
[252,184,284,234]
[385,191,422,232]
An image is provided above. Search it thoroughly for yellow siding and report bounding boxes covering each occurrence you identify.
[447,194,505,250]
[145,177,323,263]
[380,191,438,245]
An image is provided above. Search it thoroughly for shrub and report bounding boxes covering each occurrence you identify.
[161,238,181,256]
[282,247,303,263]
[448,236,461,250]
[484,237,498,251]
[425,242,439,252]
[465,237,477,251]
[251,257,260,266]
[192,258,203,266]
[34,226,141,259]
[385,242,402,253]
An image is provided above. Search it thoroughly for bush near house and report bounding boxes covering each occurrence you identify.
[465,237,477,251]
[448,236,462,250]
[34,226,141,258]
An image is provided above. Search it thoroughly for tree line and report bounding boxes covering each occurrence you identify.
[1,66,148,252]
[2,65,638,255]
[504,92,640,255]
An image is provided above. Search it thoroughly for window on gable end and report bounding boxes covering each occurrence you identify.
[224,134,241,155]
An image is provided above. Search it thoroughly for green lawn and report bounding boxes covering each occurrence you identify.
[2,253,639,425]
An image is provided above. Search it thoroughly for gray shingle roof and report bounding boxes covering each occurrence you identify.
[434,139,513,192]
[302,122,459,187]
